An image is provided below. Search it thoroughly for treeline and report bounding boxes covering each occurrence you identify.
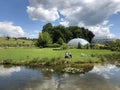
[42,23,94,43]
[107,39,120,52]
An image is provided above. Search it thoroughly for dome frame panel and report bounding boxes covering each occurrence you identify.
[67,38,89,46]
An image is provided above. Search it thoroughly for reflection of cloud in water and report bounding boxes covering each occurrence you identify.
[90,64,120,79]
[0,66,21,76]
[30,73,116,90]
[116,86,120,90]
[0,65,119,90]
[31,74,68,90]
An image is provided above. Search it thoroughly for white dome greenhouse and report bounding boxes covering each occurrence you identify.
[67,38,90,46]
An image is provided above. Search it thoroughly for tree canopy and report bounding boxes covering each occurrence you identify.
[36,32,52,47]
[42,23,94,44]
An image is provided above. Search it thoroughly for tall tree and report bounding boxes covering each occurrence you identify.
[41,23,95,44]
[36,32,52,47]
[42,23,53,33]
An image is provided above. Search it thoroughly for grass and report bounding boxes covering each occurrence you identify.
[0,48,114,66]
[0,37,34,47]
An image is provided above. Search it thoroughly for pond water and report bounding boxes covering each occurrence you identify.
[0,63,120,90]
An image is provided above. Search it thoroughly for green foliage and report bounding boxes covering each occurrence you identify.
[6,36,10,40]
[107,39,120,52]
[36,32,52,47]
[0,37,35,48]
[90,44,108,49]
[42,23,94,44]
[42,23,53,33]
[57,37,64,45]
[61,43,68,50]
[101,53,120,62]
[47,43,60,48]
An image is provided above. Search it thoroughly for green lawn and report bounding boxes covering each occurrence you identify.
[0,48,114,65]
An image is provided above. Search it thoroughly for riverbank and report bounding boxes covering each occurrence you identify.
[0,48,117,66]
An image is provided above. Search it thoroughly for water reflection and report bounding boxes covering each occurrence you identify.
[0,64,120,90]
[90,64,120,79]
[0,66,21,76]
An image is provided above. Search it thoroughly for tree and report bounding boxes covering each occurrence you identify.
[107,39,120,51]
[42,23,53,33]
[57,37,64,45]
[52,26,66,43]
[36,32,52,47]
[6,36,10,40]
[41,23,95,44]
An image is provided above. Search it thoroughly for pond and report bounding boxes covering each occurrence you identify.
[0,63,120,90]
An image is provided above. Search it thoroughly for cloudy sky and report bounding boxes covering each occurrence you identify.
[0,0,120,39]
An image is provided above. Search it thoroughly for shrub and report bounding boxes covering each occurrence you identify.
[61,43,68,50]
[47,43,60,48]
[107,39,120,52]
[36,32,52,48]
[57,37,64,45]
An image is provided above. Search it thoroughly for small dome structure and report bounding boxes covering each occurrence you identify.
[67,38,90,46]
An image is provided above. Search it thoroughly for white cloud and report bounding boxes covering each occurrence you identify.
[0,66,21,76]
[26,30,40,38]
[27,0,120,38]
[0,21,25,37]
[102,20,109,25]
[60,20,69,27]
[27,6,59,21]
[90,64,118,79]
[88,25,116,39]
[84,0,95,3]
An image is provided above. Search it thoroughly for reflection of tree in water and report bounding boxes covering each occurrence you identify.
[115,61,120,68]
[51,64,94,90]
[1,64,119,90]
[82,64,94,73]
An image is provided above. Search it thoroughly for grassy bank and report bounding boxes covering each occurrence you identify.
[0,48,115,66]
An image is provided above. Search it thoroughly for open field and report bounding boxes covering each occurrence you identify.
[0,37,35,47]
[0,48,115,65]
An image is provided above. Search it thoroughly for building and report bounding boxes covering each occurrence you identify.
[67,38,90,46]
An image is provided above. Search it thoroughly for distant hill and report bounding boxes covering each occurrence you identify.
[0,37,35,48]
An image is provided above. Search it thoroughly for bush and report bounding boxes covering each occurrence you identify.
[61,43,68,50]
[107,39,120,52]
[57,37,64,45]
[90,44,108,49]
[36,32,52,48]
[6,36,10,40]
[47,43,60,48]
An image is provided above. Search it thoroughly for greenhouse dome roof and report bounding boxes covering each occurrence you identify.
[67,38,89,46]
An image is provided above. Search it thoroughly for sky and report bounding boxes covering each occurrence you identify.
[0,0,120,39]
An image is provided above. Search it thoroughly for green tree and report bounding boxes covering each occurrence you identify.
[107,39,120,51]
[42,23,53,33]
[41,23,95,44]
[6,36,10,40]
[36,32,52,47]
[57,37,64,45]
[52,26,66,43]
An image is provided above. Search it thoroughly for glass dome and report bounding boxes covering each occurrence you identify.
[67,38,90,46]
